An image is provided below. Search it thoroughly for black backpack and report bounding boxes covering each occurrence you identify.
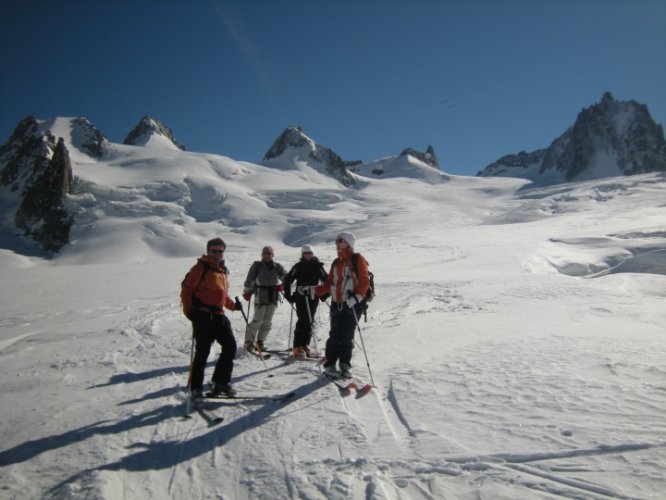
[351,253,375,304]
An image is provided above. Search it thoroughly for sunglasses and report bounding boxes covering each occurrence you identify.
[335,238,346,244]
[262,252,273,256]
[210,249,225,254]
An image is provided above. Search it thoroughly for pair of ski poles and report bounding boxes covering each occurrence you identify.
[284,290,375,386]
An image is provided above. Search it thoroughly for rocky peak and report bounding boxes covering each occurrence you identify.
[14,138,73,252]
[0,117,77,252]
[123,116,185,150]
[478,92,666,184]
[400,145,440,169]
[0,117,55,192]
[263,126,357,186]
[69,117,108,158]
[263,126,313,160]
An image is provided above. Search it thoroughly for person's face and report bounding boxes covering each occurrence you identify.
[335,238,349,251]
[302,251,313,261]
[208,245,225,261]
[262,250,274,262]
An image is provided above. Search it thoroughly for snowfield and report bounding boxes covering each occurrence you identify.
[0,136,665,499]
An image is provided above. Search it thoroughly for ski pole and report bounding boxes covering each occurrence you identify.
[351,305,375,387]
[185,333,195,418]
[236,296,250,357]
[288,300,294,352]
[280,291,300,354]
[236,296,273,377]
[303,295,320,356]
[303,295,324,372]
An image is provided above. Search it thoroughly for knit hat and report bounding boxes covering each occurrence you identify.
[301,244,314,254]
[336,231,357,248]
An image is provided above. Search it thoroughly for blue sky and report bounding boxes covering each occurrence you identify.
[1,0,664,176]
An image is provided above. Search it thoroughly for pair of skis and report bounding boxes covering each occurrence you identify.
[185,391,296,424]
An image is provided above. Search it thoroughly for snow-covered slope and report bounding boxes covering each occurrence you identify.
[0,126,665,498]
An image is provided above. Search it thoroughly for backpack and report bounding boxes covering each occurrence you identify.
[351,253,375,304]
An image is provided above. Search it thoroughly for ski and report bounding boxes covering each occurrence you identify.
[204,391,295,402]
[274,352,324,363]
[322,373,372,396]
[321,372,356,393]
[189,403,224,424]
[245,350,272,360]
[267,349,323,360]
[348,377,372,396]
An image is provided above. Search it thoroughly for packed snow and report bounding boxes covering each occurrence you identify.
[0,132,665,499]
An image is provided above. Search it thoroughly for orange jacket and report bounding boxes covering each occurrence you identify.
[181,256,236,317]
[315,249,369,303]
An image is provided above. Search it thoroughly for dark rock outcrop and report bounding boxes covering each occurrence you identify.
[0,117,76,251]
[14,138,73,251]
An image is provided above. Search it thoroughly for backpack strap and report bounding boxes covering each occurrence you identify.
[191,261,210,308]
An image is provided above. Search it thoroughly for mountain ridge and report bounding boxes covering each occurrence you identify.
[478,92,666,185]
[1,93,664,254]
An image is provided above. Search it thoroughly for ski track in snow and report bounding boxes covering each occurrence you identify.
[2,269,665,499]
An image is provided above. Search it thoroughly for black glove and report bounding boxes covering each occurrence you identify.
[234,297,243,312]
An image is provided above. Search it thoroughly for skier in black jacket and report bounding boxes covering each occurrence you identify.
[283,245,328,357]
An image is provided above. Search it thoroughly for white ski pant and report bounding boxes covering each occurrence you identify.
[245,302,278,343]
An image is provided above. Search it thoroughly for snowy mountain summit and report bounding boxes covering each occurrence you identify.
[400,145,440,170]
[123,115,185,151]
[478,92,666,185]
[263,126,358,186]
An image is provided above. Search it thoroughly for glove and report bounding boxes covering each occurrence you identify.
[243,292,251,301]
[276,284,284,293]
[297,286,315,299]
[234,297,243,311]
[346,295,360,308]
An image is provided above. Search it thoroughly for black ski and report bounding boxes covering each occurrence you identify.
[192,404,224,424]
[204,391,295,402]
[245,350,272,360]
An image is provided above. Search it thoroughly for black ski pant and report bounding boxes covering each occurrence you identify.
[324,302,361,368]
[293,295,319,348]
[190,311,237,391]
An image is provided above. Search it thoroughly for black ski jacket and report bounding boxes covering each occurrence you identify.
[283,257,328,302]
